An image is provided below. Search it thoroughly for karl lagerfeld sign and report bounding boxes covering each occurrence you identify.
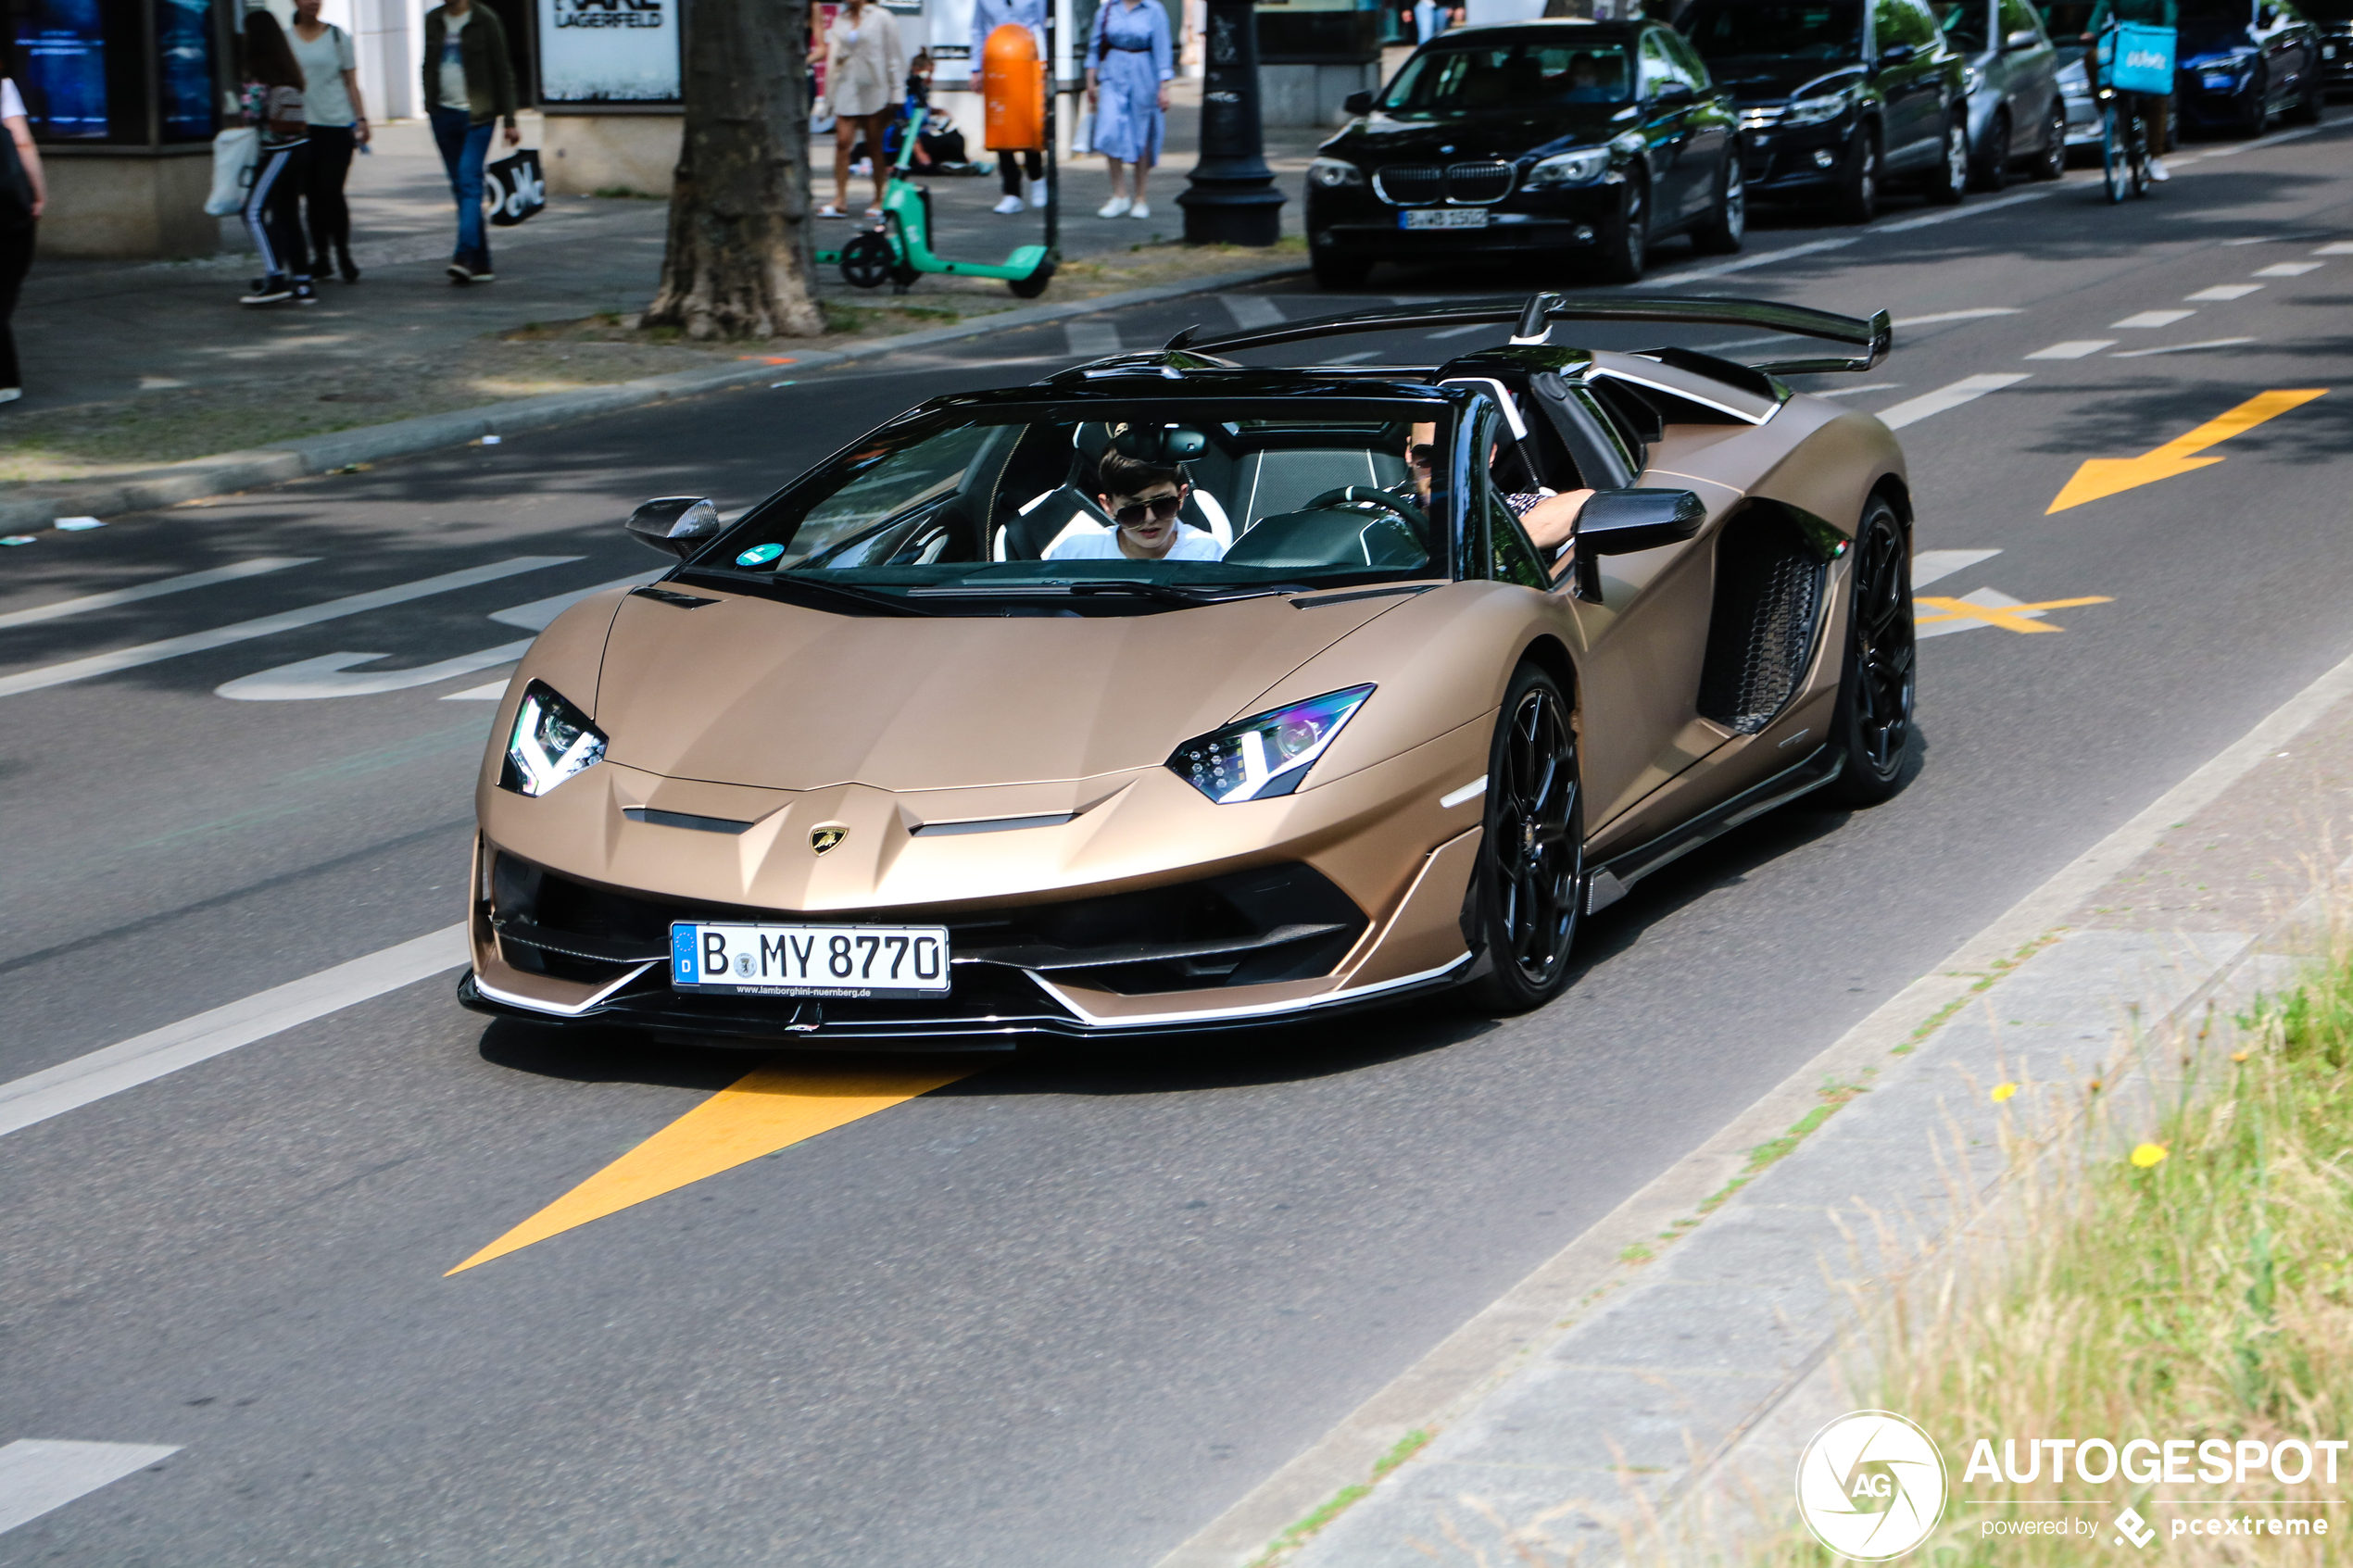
[537,0,681,102]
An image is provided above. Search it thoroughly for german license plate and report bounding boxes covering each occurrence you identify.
[1400,207,1488,230]
[670,922,951,998]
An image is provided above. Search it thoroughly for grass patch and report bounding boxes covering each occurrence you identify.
[1249,1430,1436,1566]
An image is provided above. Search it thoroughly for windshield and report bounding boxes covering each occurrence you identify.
[1686,0,1867,59]
[1936,0,1989,47]
[690,403,1453,612]
[1378,41,1636,115]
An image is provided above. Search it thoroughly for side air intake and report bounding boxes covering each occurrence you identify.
[1697,507,1829,734]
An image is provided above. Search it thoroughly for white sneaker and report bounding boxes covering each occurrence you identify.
[1097,194,1132,219]
[992,194,1026,215]
[1026,178,1048,208]
[0,387,19,404]
[1128,201,1151,220]
[2146,156,2171,182]
[818,205,849,219]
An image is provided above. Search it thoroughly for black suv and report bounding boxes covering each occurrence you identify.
[1681,0,1970,221]
[1304,19,1745,288]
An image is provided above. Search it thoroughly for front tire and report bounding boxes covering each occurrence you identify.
[1834,128,1881,223]
[1462,664,1583,1013]
[1592,173,1648,282]
[2288,67,2323,123]
[1824,497,1917,807]
[2033,98,2068,180]
[2237,68,2270,136]
[1971,110,2010,190]
[1925,116,1969,204]
[1691,149,1747,254]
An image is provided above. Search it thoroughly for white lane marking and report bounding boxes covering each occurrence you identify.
[1919,586,2045,639]
[1893,307,2020,325]
[2199,123,2331,157]
[1428,321,1492,339]
[1875,373,2031,431]
[2112,335,2257,358]
[442,678,511,701]
[215,640,533,700]
[1873,187,2056,233]
[1223,295,1285,329]
[2317,241,2353,256]
[489,571,664,632]
[1812,382,1904,397]
[0,1440,180,1537]
[1631,235,1856,287]
[1439,775,1488,809]
[1065,320,1122,357]
[2112,309,2196,328]
[0,558,576,701]
[0,926,468,1139]
[2186,282,2263,301]
[0,558,314,633]
[2254,261,2322,276]
[2025,340,2115,359]
[1912,548,2000,589]
[1329,348,1385,364]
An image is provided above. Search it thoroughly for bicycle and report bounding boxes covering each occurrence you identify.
[2095,70,2148,203]
[2090,19,2173,204]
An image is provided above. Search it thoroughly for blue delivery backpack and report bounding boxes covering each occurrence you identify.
[2098,22,2177,94]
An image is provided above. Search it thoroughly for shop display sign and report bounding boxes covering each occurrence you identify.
[537,0,682,102]
[13,0,107,140]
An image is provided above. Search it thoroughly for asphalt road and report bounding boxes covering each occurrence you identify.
[8,119,2353,1565]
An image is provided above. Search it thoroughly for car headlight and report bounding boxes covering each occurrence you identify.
[1524,147,1612,188]
[1782,90,1851,126]
[1167,685,1375,803]
[501,681,607,797]
[1309,157,1365,188]
[1962,63,1984,94]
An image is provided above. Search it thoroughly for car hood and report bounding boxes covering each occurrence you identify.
[592,586,1413,793]
[2179,20,2257,55]
[1327,107,1631,162]
[1707,59,1865,102]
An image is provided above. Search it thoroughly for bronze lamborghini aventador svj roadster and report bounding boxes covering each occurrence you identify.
[459,293,1915,1046]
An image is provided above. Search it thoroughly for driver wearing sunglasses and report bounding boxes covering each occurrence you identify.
[1044,447,1226,561]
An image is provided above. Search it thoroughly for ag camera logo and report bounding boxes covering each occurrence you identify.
[1795,1411,1947,1560]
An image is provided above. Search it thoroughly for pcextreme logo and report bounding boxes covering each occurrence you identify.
[1795,1411,1949,1561]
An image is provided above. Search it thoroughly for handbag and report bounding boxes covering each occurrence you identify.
[204,126,258,217]
[483,146,547,227]
[2100,22,2176,95]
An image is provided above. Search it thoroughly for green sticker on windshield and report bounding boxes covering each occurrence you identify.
[736,542,785,566]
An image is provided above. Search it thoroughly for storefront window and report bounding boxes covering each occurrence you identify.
[15,0,110,138]
[155,0,213,140]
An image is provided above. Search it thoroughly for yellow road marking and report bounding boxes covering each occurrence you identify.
[2047,389,2327,513]
[1915,595,2113,633]
[447,1061,974,1274]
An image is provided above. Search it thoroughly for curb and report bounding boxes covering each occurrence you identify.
[0,258,1310,534]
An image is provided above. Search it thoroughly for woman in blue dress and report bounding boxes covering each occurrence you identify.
[1085,0,1174,220]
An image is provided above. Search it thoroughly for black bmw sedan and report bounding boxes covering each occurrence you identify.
[1304,19,1744,288]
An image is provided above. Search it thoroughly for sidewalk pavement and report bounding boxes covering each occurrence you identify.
[1165,658,2353,1567]
[0,85,1321,523]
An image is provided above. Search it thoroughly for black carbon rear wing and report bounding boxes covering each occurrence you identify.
[1169,292,1893,376]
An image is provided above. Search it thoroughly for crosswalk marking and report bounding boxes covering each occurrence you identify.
[0,1440,180,1537]
[0,558,313,633]
[0,557,577,701]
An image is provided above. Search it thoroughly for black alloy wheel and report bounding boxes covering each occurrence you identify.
[1926,118,1969,204]
[1008,259,1056,298]
[1972,110,2011,190]
[2035,99,2069,179]
[1825,497,1917,806]
[1312,251,1374,290]
[1835,128,1881,223]
[1465,664,1584,1012]
[1692,148,1747,254]
[1594,173,1648,282]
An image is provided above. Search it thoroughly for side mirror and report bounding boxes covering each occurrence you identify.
[2004,26,2041,47]
[1876,41,1918,63]
[626,495,724,558]
[1342,89,1373,114]
[1653,80,1697,103]
[1573,488,1705,599]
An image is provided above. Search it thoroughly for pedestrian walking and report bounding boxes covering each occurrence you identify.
[0,69,46,403]
[422,0,520,283]
[1084,0,1172,220]
[238,11,316,307]
[970,0,1046,215]
[821,0,907,219]
[288,0,369,282]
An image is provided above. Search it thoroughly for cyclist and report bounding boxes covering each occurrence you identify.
[2082,0,2176,182]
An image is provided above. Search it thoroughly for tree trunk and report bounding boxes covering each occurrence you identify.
[643,0,825,339]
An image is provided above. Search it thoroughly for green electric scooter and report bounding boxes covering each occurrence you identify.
[816,91,1058,299]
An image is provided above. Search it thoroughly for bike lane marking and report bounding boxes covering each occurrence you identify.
[0,558,314,633]
[0,1440,181,1539]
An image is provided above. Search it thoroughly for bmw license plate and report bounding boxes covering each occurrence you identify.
[670,922,951,997]
[1400,208,1488,230]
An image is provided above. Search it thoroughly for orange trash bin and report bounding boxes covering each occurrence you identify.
[982,21,1044,152]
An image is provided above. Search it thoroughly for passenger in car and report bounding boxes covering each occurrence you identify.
[1045,446,1227,561]
[1403,421,1592,577]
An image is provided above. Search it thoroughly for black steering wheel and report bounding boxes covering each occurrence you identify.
[1302,485,1430,537]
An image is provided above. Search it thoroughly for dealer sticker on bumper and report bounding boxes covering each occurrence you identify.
[670,922,951,998]
[1400,208,1489,230]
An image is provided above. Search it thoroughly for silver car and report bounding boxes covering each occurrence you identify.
[2040,0,2108,151]
[1938,0,2070,182]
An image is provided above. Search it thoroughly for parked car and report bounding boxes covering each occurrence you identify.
[1680,0,1970,222]
[1304,19,1746,289]
[1936,0,2068,183]
[2173,0,2322,132]
[2309,0,2353,90]
[2037,0,2107,154]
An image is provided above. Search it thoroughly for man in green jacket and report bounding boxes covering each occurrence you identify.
[2082,0,2176,179]
[423,0,521,282]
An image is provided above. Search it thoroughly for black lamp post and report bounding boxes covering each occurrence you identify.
[1176,0,1287,245]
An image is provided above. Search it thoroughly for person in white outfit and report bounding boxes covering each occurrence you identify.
[823,0,907,219]
[1044,447,1225,561]
[971,0,1048,214]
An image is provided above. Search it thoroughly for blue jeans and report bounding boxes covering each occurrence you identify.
[429,105,495,264]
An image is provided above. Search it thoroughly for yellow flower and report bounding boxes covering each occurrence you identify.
[2232,1050,2251,1064]
[1991,1082,2019,1103]
[2131,1143,2169,1168]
